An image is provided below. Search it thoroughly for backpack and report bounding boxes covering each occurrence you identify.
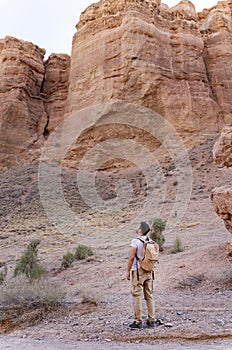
[137,237,159,272]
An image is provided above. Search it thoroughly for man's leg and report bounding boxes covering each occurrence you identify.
[131,271,143,324]
[144,276,155,323]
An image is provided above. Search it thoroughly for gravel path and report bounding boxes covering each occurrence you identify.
[0,336,232,350]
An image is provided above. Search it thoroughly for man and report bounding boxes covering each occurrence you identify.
[126,221,155,329]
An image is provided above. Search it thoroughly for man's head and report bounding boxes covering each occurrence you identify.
[137,221,150,236]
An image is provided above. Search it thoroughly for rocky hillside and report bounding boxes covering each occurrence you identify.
[0,0,232,170]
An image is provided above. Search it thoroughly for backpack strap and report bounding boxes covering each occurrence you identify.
[135,237,150,258]
[135,237,149,281]
[135,237,146,260]
[137,236,149,243]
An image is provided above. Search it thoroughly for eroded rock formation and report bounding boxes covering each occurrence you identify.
[211,124,232,237]
[0,36,70,170]
[68,0,221,138]
[0,36,46,169]
[1,1,232,169]
[199,1,232,125]
[42,53,71,134]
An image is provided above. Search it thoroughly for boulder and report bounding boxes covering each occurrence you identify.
[211,124,232,235]
[213,124,232,168]
[211,187,232,234]
[224,242,232,257]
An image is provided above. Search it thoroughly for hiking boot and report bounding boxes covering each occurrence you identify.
[129,321,143,329]
[146,320,155,328]
[155,318,164,326]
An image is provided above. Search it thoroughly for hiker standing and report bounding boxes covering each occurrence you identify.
[126,221,158,329]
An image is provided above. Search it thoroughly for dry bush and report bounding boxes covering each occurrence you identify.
[171,236,184,254]
[0,264,7,285]
[80,287,101,306]
[0,275,65,308]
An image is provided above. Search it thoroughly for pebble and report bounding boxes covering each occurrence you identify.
[164,323,173,328]
[216,319,225,326]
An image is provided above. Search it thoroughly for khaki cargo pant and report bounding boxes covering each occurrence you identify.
[131,268,155,324]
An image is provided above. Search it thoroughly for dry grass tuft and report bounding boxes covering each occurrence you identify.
[0,275,65,308]
[80,287,101,306]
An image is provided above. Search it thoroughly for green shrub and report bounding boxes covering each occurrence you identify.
[0,275,65,308]
[62,251,75,268]
[14,239,46,281]
[171,236,183,254]
[149,218,166,252]
[74,245,94,260]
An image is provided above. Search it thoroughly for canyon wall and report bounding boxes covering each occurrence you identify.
[0,36,46,168]
[65,0,232,166]
[0,36,70,169]
[199,0,232,126]
[68,0,232,135]
[42,53,70,135]
[1,1,232,169]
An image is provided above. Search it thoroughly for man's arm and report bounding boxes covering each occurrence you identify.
[126,247,137,280]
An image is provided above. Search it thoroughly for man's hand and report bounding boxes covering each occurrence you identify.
[127,247,136,281]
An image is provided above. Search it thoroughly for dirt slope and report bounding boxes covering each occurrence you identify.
[0,137,231,348]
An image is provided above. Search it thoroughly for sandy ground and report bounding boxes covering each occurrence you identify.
[0,137,231,349]
[0,335,232,350]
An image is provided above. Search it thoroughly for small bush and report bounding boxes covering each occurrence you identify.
[0,264,7,285]
[149,218,166,252]
[0,275,65,308]
[74,245,94,260]
[14,239,46,281]
[171,236,184,254]
[80,288,100,306]
[62,251,75,268]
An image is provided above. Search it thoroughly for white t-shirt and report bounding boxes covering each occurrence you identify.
[131,236,148,271]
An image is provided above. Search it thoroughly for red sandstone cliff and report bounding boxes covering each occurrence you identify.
[42,53,71,135]
[1,1,232,169]
[68,0,220,137]
[0,37,70,169]
[0,36,46,168]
